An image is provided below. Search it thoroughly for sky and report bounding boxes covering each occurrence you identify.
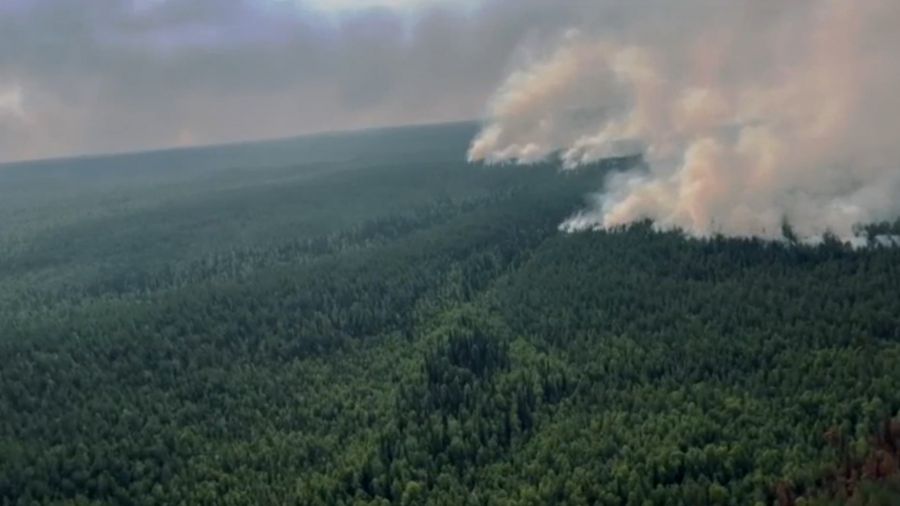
[0,0,582,163]
[3,1,898,239]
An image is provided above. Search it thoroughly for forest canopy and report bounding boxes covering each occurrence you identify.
[1,123,899,505]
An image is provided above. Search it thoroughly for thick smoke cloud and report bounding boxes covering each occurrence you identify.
[469,0,900,240]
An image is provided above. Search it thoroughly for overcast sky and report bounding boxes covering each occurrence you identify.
[0,0,607,163]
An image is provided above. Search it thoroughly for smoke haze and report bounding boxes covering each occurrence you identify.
[0,0,565,163]
[469,0,900,240]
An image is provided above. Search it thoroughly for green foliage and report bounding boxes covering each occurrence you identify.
[0,123,898,505]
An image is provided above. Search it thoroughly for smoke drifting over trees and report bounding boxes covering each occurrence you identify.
[469,0,900,240]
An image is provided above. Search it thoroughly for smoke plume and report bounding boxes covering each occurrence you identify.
[468,0,900,240]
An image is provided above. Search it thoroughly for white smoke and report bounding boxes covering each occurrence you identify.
[0,84,25,122]
[468,0,900,240]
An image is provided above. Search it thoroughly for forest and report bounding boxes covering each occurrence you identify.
[1,122,899,505]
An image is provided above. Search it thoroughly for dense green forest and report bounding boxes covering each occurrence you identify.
[1,122,899,505]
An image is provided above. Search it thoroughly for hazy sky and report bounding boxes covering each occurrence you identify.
[0,0,591,163]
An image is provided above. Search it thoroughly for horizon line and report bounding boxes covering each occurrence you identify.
[0,118,482,169]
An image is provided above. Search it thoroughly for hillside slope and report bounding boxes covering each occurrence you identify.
[1,124,899,505]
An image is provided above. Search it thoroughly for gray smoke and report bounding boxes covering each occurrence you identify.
[469,0,900,240]
[0,0,556,162]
